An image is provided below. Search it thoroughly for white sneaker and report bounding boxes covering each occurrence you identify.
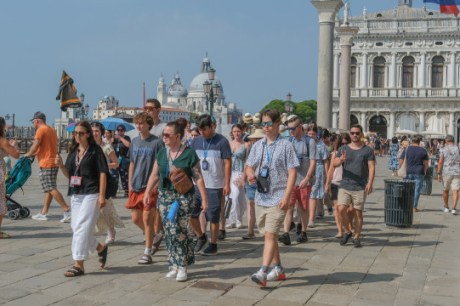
[236,220,243,229]
[452,209,457,215]
[225,223,235,229]
[60,211,71,223]
[32,213,48,221]
[166,267,178,278]
[176,267,187,282]
[443,207,450,213]
[267,266,286,281]
[307,221,315,228]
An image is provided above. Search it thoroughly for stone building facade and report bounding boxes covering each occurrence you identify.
[333,0,460,141]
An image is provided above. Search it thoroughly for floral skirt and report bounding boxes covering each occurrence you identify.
[158,189,196,268]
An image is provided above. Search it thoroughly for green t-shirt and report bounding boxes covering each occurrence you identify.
[157,147,200,192]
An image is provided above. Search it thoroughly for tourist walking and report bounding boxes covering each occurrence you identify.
[0,117,20,239]
[143,120,208,282]
[334,124,375,248]
[246,109,298,287]
[112,124,131,197]
[437,134,460,215]
[189,114,232,255]
[388,137,400,176]
[226,124,250,229]
[25,112,71,222]
[91,122,125,244]
[126,112,163,264]
[278,115,316,245]
[55,121,109,277]
[399,135,429,212]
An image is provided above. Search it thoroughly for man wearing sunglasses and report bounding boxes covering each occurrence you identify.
[144,98,167,138]
[26,111,71,222]
[246,109,298,287]
[334,124,375,248]
[278,115,316,246]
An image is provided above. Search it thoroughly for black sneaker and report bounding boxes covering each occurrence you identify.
[278,232,291,245]
[194,234,208,253]
[218,230,226,240]
[296,223,302,235]
[296,231,308,243]
[353,237,362,248]
[202,243,218,256]
[289,222,295,232]
[340,232,353,246]
[327,207,333,215]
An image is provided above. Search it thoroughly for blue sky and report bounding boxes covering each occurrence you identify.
[0,0,439,125]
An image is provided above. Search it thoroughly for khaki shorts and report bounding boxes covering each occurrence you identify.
[442,175,460,191]
[337,188,366,211]
[257,205,287,235]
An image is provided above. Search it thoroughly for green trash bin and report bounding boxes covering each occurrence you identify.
[421,167,433,195]
[384,179,415,227]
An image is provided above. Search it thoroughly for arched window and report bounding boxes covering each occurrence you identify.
[431,56,444,88]
[402,56,415,88]
[373,56,386,88]
[351,57,357,89]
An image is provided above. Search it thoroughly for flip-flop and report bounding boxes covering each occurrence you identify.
[64,266,85,277]
[335,234,343,239]
[0,232,11,239]
[98,245,108,268]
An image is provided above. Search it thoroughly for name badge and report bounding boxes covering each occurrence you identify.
[201,160,209,171]
[70,176,82,187]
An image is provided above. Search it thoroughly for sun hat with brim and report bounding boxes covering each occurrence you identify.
[248,128,265,139]
[285,114,299,124]
[253,113,261,124]
[243,113,253,124]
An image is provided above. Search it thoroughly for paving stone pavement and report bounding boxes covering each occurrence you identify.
[1,156,459,306]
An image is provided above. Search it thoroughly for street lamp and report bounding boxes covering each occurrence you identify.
[285,92,294,116]
[203,67,221,118]
[4,113,15,138]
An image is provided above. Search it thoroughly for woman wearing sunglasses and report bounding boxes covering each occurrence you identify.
[143,119,207,282]
[56,121,109,277]
[91,122,125,244]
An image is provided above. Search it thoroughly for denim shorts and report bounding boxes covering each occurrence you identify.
[191,187,223,224]
[245,182,257,201]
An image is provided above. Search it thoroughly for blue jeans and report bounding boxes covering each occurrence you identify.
[407,174,423,209]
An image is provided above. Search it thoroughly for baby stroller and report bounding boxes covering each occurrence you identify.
[5,156,33,220]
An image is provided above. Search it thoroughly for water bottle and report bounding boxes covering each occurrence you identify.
[166,200,180,223]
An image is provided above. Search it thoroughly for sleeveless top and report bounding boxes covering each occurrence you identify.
[232,144,246,172]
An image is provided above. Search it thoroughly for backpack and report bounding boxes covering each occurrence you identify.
[6,157,33,195]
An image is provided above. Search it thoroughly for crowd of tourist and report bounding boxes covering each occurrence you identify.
[2,102,459,288]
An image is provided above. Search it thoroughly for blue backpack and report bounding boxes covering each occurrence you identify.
[6,157,33,195]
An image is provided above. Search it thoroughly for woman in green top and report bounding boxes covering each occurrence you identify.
[144,120,208,282]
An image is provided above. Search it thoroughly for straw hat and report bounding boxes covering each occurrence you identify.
[279,124,287,133]
[243,113,253,124]
[248,128,265,139]
[253,113,261,124]
[281,113,288,125]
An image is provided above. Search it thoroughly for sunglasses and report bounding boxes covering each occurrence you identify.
[288,125,300,132]
[74,131,88,136]
[162,133,176,138]
[144,106,159,111]
[350,132,361,136]
[260,121,274,127]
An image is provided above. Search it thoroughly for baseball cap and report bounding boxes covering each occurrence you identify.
[31,111,46,122]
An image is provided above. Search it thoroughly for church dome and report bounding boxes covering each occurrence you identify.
[188,55,224,93]
[168,73,188,97]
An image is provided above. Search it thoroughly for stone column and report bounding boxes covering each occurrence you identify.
[449,52,456,87]
[389,53,397,88]
[449,112,455,135]
[337,25,359,130]
[419,111,425,133]
[312,0,343,128]
[360,112,366,131]
[361,53,368,88]
[333,53,340,88]
[389,112,395,139]
[332,112,338,128]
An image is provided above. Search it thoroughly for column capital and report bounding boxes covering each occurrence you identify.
[337,26,359,46]
[311,0,344,23]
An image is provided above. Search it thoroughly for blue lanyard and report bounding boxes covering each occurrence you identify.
[202,135,215,159]
[265,136,280,166]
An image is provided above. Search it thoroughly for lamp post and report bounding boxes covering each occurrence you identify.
[4,113,15,138]
[285,92,294,116]
[203,67,221,118]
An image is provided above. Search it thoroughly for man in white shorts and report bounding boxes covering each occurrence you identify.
[437,134,460,215]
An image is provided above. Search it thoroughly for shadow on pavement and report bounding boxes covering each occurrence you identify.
[283,271,400,287]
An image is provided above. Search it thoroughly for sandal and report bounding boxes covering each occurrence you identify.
[98,245,108,268]
[0,232,11,239]
[242,234,255,240]
[64,266,85,277]
[138,254,153,265]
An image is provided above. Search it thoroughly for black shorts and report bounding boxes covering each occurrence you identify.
[331,183,339,201]
[191,187,223,224]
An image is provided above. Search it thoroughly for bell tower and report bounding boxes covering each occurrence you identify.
[399,0,412,7]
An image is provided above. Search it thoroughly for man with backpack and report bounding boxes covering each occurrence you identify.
[26,112,71,223]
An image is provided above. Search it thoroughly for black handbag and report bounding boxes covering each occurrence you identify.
[256,176,270,194]
[105,174,118,199]
[224,197,233,218]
